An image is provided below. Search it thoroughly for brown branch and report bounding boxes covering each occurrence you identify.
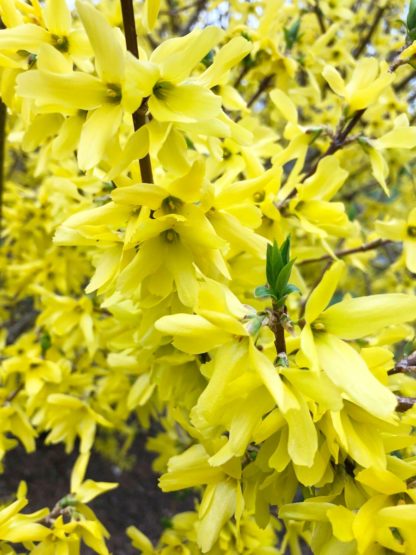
[5,383,23,403]
[160,1,201,15]
[353,5,386,59]
[267,303,287,361]
[312,0,326,34]
[120,0,153,183]
[247,74,274,108]
[182,0,207,34]
[277,109,366,208]
[162,0,181,33]
[234,64,250,89]
[388,351,416,375]
[396,395,416,412]
[298,239,393,266]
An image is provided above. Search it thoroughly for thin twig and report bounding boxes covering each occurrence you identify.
[247,74,274,108]
[182,0,207,34]
[388,351,416,375]
[353,5,386,59]
[5,383,23,403]
[277,109,366,208]
[160,1,201,15]
[298,239,393,266]
[120,0,154,183]
[312,0,326,34]
[234,64,250,89]
[268,302,287,358]
[163,0,181,32]
[396,395,416,412]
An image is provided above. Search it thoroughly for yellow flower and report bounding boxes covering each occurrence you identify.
[16,1,138,169]
[300,260,416,419]
[0,0,90,66]
[322,57,394,112]
[0,483,49,543]
[43,394,112,453]
[129,30,251,124]
[376,207,416,273]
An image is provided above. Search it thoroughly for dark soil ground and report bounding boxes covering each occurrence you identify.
[1,434,313,555]
[0,434,195,554]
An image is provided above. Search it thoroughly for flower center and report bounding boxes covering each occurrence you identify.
[407,225,416,238]
[162,196,183,214]
[51,34,69,53]
[153,81,174,100]
[106,83,122,103]
[162,229,179,243]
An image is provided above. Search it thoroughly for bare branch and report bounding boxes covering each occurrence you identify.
[396,395,416,412]
[353,5,386,59]
[298,239,393,267]
[120,0,154,183]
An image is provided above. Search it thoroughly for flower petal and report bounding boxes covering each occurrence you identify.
[76,0,125,83]
[315,333,397,419]
[321,293,416,339]
[149,83,222,123]
[44,0,71,35]
[78,104,123,170]
[304,260,344,324]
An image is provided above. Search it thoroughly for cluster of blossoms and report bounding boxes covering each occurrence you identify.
[1,0,416,553]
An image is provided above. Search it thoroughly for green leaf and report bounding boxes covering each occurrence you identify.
[407,0,416,31]
[254,285,275,299]
[40,330,51,355]
[281,283,300,297]
[275,260,295,296]
[266,241,283,287]
[284,18,301,50]
[280,235,291,266]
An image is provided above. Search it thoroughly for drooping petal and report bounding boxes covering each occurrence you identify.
[167,159,205,202]
[270,88,298,125]
[374,126,416,150]
[322,65,345,98]
[151,26,223,83]
[321,293,416,339]
[285,389,318,467]
[0,23,50,52]
[143,0,161,31]
[77,104,123,170]
[198,36,252,89]
[404,242,416,273]
[197,480,237,553]
[315,333,397,419]
[44,0,71,35]
[76,0,125,84]
[149,83,222,123]
[155,314,231,353]
[300,156,348,201]
[16,70,107,110]
[375,219,406,241]
[368,147,389,195]
[107,125,150,179]
[165,242,198,307]
[304,260,344,324]
[249,341,285,407]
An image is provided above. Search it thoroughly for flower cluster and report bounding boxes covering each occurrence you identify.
[1,0,416,554]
